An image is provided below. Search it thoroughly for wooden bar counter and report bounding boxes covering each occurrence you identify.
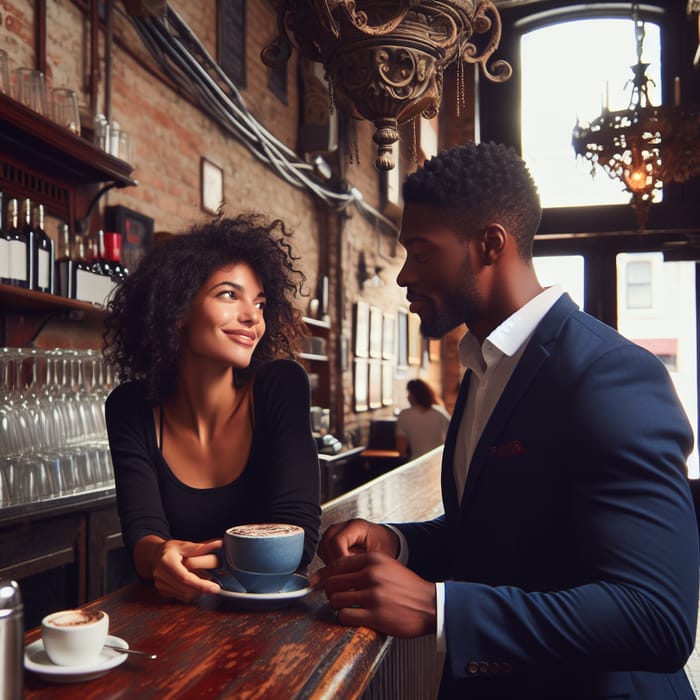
[23,448,444,699]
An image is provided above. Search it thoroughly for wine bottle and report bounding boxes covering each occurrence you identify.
[20,198,36,290]
[33,203,54,294]
[6,198,29,288]
[55,223,75,298]
[73,234,114,305]
[104,231,128,281]
[93,229,113,278]
[73,234,94,302]
[0,191,11,285]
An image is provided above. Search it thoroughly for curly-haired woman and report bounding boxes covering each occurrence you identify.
[103,213,321,602]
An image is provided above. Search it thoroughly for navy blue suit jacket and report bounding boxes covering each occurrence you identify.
[395,294,699,699]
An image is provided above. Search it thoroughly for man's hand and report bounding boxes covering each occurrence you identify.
[313,551,436,638]
[316,518,400,563]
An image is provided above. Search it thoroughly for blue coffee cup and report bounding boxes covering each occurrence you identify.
[224,523,304,593]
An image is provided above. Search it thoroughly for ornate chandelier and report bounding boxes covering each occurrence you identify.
[571,12,700,231]
[262,1,512,170]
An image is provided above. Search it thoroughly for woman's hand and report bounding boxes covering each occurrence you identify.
[140,536,223,602]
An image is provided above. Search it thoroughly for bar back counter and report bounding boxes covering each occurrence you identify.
[20,447,445,699]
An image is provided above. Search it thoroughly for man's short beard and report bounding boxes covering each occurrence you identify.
[419,303,462,339]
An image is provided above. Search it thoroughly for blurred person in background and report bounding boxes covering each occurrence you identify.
[395,378,450,458]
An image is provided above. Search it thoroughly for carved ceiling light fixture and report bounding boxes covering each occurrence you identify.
[572,6,700,231]
[262,0,512,170]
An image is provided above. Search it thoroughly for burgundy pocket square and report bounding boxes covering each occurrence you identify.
[488,440,528,458]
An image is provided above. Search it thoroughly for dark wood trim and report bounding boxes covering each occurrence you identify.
[35,0,47,75]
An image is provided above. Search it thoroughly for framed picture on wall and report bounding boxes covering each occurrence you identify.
[354,300,370,358]
[369,306,383,359]
[382,360,394,406]
[104,205,154,273]
[368,359,382,409]
[408,312,422,365]
[382,312,395,360]
[397,308,408,368]
[201,157,224,214]
[354,358,368,412]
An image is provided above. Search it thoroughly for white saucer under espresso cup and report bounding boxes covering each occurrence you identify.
[41,609,109,666]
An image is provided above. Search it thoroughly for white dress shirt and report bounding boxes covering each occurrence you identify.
[390,285,565,652]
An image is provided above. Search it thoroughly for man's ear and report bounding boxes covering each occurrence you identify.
[481,224,507,265]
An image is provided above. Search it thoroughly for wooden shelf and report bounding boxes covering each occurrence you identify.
[0,284,107,321]
[0,92,135,188]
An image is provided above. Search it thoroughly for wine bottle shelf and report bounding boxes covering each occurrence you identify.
[0,283,106,319]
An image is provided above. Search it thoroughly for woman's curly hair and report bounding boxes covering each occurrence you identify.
[103,213,307,403]
[402,141,542,259]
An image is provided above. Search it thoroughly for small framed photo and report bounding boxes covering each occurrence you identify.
[397,308,408,368]
[382,312,395,360]
[382,360,394,406]
[368,359,382,409]
[201,157,224,214]
[369,306,383,359]
[354,300,370,358]
[408,312,422,366]
[354,358,368,412]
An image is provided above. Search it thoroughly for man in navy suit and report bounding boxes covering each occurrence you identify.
[312,142,699,698]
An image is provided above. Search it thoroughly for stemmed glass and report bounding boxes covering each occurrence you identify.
[0,348,56,504]
[0,347,115,507]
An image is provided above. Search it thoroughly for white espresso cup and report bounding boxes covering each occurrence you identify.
[41,609,109,666]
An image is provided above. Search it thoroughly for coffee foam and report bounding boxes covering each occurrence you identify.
[47,610,104,627]
[227,523,303,538]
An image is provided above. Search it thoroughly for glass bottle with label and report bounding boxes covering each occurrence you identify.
[32,203,54,294]
[6,199,28,288]
[55,223,75,298]
[104,231,128,281]
[0,191,11,285]
[20,199,36,290]
[72,234,92,302]
[93,229,112,278]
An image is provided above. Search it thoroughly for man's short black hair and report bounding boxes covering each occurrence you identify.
[402,141,542,259]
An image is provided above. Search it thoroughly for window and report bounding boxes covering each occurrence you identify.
[625,260,653,309]
[218,0,247,88]
[520,18,661,208]
[533,255,584,309]
[268,64,288,103]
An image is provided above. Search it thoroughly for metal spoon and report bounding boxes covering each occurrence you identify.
[104,643,157,660]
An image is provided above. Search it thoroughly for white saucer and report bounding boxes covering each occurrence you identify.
[214,573,312,610]
[24,634,129,683]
